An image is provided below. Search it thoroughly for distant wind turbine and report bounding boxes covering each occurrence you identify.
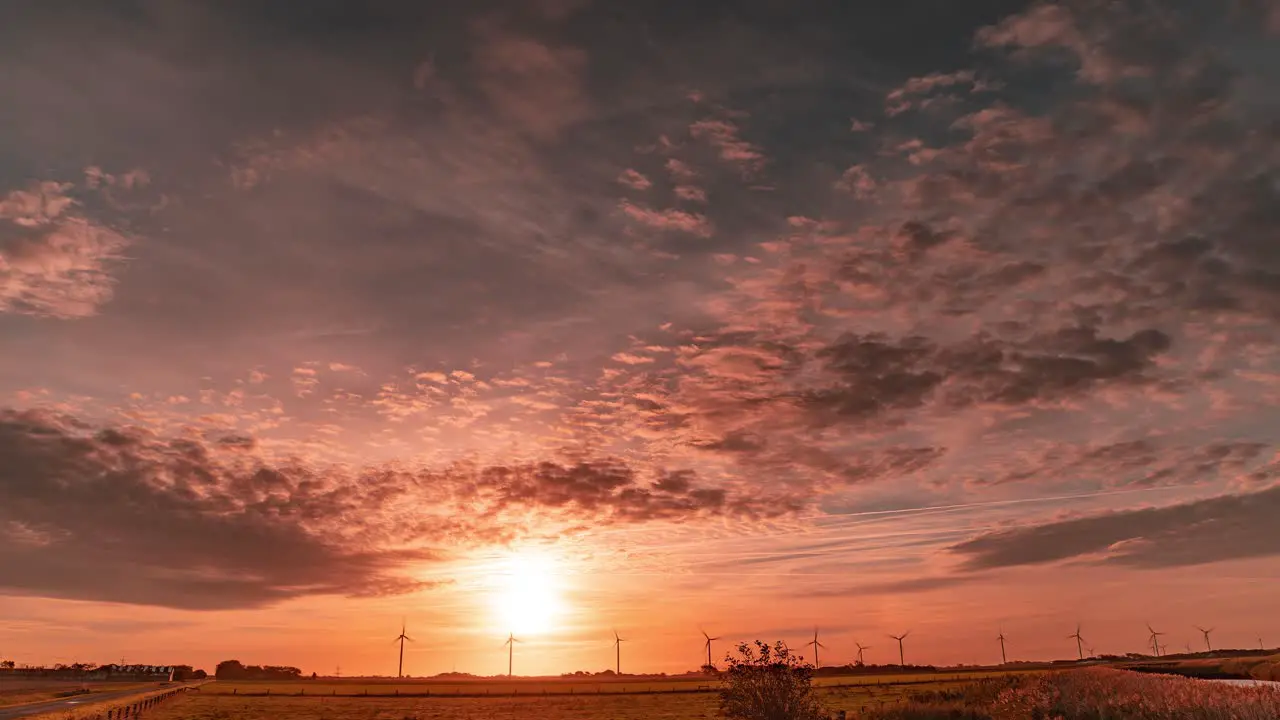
[504,632,521,677]
[701,629,721,670]
[612,630,625,675]
[997,630,1008,665]
[807,628,827,670]
[393,620,414,678]
[889,632,910,666]
[1147,624,1165,657]
[855,642,869,666]
[1196,626,1214,652]
[1068,625,1086,661]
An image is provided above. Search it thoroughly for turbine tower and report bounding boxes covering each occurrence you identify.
[807,628,826,670]
[1147,624,1165,657]
[855,643,869,666]
[393,620,414,678]
[612,630,625,675]
[504,632,521,677]
[1068,625,1085,661]
[701,629,721,670]
[889,632,910,667]
[1195,626,1214,652]
[997,630,1008,665]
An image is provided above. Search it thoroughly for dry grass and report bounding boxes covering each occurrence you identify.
[203,671,1018,698]
[0,681,152,708]
[861,667,1280,720]
[21,686,194,720]
[112,693,722,720]
[132,669,1280,720]
[85,678,978,720]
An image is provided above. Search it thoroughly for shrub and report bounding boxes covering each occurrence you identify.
[718,641,828,720]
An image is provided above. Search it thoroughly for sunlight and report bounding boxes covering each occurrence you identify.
[485,549,566,636]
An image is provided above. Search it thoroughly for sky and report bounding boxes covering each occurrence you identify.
[2,0,1279,677]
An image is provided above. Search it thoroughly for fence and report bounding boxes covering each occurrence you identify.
[77,687,190,720]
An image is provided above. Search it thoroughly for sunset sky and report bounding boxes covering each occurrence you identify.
[2,0,1279,678]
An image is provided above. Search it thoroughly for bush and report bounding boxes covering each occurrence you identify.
[718,641,828,720]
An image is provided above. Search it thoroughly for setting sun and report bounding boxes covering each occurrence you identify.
[486,550,566,636]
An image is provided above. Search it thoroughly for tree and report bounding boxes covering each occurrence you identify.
[718,641,828,720]
[0,660,14,670]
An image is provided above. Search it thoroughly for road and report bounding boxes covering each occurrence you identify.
[0,683,191,720]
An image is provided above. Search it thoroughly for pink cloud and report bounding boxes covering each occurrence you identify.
[689,119,766,175]
[0,181,130,319]
[470,16,589,138]
[619,201,713,237]
[616,169,652,190]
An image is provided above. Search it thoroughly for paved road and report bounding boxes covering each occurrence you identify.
[0,683,190,720]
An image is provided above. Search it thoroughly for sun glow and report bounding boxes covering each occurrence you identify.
[486,550,567,636]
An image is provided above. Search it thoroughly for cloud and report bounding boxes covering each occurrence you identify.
[0,181,130,318]
[469,14,589,139]
[797,325,1172,426]
[619,200,713,237]
[0,408,800,609]
[689,118,766,176]
[617,169,652,190]
[950,484,1280,571]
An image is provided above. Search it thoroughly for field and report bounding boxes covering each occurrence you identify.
[45,668,1278,720]
[1120,653,1280,682]
[203,670,1030,698]
[0,680,151,708]
[102,679,977,720]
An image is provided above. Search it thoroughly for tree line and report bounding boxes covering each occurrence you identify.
[214,660,303,680]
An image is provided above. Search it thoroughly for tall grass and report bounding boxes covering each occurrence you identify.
[862,668,1280,720]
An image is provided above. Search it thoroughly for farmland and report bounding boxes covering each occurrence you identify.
[47,666,1280,717]
[122,669,1280,720]
[101,677,976,720]
[0,681,152,709]
[202,669,1035,698]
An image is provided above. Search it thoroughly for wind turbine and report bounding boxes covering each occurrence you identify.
[855,642,869,666]
[889,632,910,666]
[1068,625,1086,661]
[504,632,521,677]
[701,629,721,670]
[807,628,826,670]
[1147,624,1165,657]
[997,630,1008,665]
[393,620,414,678]
[612,630,625,675]
[1196,626,1214,652]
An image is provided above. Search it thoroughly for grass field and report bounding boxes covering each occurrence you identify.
[0,681,152,708]
[112,679,976,720]
[1120,653,1280,682]
[203,669,1029,698]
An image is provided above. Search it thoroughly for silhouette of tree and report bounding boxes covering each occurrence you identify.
[718,641,827,720]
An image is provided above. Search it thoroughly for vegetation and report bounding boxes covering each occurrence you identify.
[214,661,303,681]
[1123,654,1280,682]
[0,680,153,708]
[718,641,827,720]
[858,668,1280,720]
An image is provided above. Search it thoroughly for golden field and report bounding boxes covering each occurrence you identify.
[0,680,151,708]
[202,670,1025,697]
[104,680,972,720]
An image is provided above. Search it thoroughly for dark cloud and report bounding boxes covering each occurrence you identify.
[799,325,1171,426]
[949,484,1280,571]
[0,409,797,609]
